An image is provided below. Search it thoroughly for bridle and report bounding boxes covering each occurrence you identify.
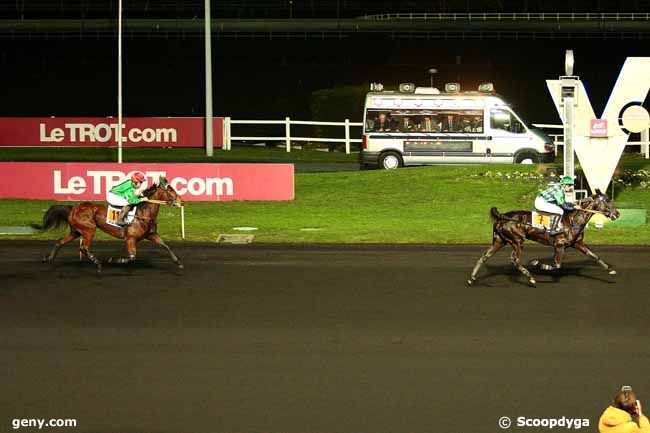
[134,185,182,224]
[576,195,611,217]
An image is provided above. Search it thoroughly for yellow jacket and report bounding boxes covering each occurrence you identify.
[599,406,650,433]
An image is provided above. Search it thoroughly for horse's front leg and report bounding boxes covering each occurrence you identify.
[147,233,184,270]
[573,241,616,275]
[107,237,138,264]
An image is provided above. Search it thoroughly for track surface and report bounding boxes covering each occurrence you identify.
[2,241,649,433]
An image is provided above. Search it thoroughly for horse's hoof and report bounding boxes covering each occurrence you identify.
[609,269,617,275]
[96,266,103,275]
[42,256,49,264]
[467,278,475,286]
[177,263,184,270]
[528,278,537,287]
[529,259,539,267]
[106,257,113,264]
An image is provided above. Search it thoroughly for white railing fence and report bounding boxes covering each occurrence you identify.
[222,117,363,154]
[362,13,650,21]
[221,119,649,159]
[532,123,650,159]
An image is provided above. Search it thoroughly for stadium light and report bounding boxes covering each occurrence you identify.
[428,68,438,88]
[117,0,123,163]
[205,0,213,156]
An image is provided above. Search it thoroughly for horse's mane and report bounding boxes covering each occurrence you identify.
[577,190,608,208]
[141,183,160,197]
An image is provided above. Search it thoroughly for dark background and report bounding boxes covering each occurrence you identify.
[2,0,650,125]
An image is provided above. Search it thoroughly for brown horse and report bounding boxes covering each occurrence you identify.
[32,178,184,273]
[468,189,620,286]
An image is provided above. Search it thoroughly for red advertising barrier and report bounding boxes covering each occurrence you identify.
[0,117,223,148]
[0,163,294,201]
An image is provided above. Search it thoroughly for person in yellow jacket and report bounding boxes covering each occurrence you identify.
[599,387,650,433]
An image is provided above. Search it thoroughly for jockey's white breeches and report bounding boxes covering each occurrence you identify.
[106,192,129,207]
[535,196,563,215]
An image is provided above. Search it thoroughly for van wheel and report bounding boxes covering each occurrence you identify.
[379,151,403,169]
[515,152,540,164]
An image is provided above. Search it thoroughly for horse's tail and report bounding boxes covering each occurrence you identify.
[31,205,72,231]
[489,207,505,223]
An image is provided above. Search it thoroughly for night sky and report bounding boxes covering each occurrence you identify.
[2,1,650,126]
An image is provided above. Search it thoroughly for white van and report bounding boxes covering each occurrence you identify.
[361,83,554,169]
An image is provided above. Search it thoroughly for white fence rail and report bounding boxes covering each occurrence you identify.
[362,13,650,21]
[532,123,650,159]
[222,117,363,154]
[222,119,649,159]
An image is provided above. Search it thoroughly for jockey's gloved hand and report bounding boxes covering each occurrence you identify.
[141,197,149,202]
[561,202,575,211]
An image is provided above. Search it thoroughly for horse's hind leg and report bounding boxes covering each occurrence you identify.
[43,231,80,264]
[147,233,183,270]
[468,237,505,286]
[574,241,616,275]
[510,242,536,286]
[79,232,102,273]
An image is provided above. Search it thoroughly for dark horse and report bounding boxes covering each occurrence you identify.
[32,178,184,273]
[468,189,620,286]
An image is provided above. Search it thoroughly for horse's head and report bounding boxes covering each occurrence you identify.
[145,177,183,207]
[580,189,620,220]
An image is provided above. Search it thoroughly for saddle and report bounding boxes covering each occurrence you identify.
[106,204,137,227]
[531,210,563,232]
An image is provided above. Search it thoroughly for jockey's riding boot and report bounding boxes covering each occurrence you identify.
[548,215,563,235]
[116,205,131,226]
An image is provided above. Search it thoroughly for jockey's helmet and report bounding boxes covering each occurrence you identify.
[560,175,574,185]
[131,172,145,183]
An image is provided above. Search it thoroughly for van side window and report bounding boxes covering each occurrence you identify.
[490,109,525,134]
[366,110,394,132]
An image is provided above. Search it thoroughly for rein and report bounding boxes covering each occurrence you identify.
[575,207,605,215]
[132,191,173,224]
[145,199,172,205]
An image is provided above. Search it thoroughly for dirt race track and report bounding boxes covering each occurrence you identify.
[1,240,650,433]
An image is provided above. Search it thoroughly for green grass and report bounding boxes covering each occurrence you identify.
[2,163,649,244]
[0,146,358,163]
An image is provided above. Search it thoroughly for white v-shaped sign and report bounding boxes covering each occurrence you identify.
[546,57,650,193]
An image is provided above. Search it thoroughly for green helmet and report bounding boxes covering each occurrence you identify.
[560,175,574,185]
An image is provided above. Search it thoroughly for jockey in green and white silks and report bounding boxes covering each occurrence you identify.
[106,172,149,226]
[534,175,575,234]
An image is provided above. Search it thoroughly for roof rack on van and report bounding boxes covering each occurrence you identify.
[371,81,495,94]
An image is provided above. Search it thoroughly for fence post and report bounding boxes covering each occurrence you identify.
[224,117,231,151]
[285,117,291,152]
[642,127,649,159]
[344,118,351,154]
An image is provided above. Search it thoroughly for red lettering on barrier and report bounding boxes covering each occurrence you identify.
[0,117,223,148]
[0,163,294,201]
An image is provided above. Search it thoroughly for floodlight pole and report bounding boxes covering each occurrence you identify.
[204,0,214,156]
[117,0,123,163]
[428,67,437,88]
[560,50,577,202]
